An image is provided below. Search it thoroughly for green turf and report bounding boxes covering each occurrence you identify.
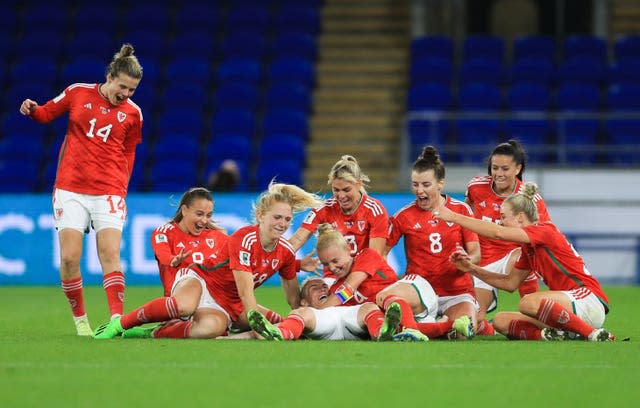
[1,285,639,407]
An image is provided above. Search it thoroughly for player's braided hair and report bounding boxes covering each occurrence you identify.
[106,43,143,79]
[488,139,526,180]
[412,145,445,180]
[316,223,348,253]
[171,187,222,230]
[252,182,323,223]
[504,182,539,222]
[327,155,370,192]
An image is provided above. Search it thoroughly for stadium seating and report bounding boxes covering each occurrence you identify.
[513,35,556,62]
[410,57,454,85]
[411,35,454,60]
[407,83,452,111]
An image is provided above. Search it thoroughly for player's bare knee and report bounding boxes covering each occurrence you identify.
[176,298,198,317]
[289,307,313,322]
[492,312,510,335]
[518,294,538,316]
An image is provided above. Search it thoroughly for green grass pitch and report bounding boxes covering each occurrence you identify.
[1,285,639,407]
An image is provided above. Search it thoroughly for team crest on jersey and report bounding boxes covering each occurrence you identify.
[155,234,168,244]
[357,220,366,231]
[206,238,214,248]
[272,259,279,269]
[303,211,316,224]
[117,111,127,122]
[240,251,251,266]
[100,106,110,114]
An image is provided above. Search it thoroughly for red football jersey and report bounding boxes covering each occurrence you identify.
[150,222,229,296]
[301,195,389,255]
[328,248,398,306]
[30,83,143,196]
[388,196,479,296]
[466,176,551,266]
[196,225,297,321]
[515,222,609,311]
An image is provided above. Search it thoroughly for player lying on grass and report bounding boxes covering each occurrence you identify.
[94,183,322,339]
[434,182,615,341]
[245,224,473,341]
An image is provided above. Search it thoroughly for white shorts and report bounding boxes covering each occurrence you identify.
[473,250,517,311]
[562,287,606,329]
[53,188,127,233]
[307,305,368,340]
[387,274,438,323]
[171,268,231,322]
[438,294,480,316]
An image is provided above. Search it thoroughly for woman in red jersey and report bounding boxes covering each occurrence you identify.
[19,44,143,336]
[288,155,389,283]
[246,223,401,341]
[95,183,323,339]
[465,140,552,335]
[436,183,614,341]
[378,146,480,338]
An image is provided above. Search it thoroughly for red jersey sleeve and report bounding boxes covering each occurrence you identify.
[387,215,403,248]
[228,233,252,273]
[30,86,74,123]
[514,245,531,270]
[350,248,379,278]
[300,207,322,232]
[150,228,173,266]
[368,203,389,239]
[278,249,297,280]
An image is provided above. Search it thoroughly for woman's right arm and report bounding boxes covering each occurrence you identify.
[288,227,312,251]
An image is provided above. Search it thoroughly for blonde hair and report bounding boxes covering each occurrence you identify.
[505,182,539,223]
[106,43,143,79]
[327,155,370,192]
[316,223,349,252]
[252,182,323,222]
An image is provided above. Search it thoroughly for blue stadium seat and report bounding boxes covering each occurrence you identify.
[156,109,204,140]
[131,85,156,115]
[513,35,556,62]
[0,160,40,192]
[504,119,552,162]
[124,5,170,30]
[0,136,44,161]
[263,108,309,141]
[454,119,501,164]
[22,4,68,32]
[221,30,268,59]
[510,57,554,85]
[259,136,306,165]
[458,83,502,110]
[168,31,217,60]
[459,58,505,85]
[557,119,600,164]
[406,83,452,111]
[227,4,270,33]
[410,57,453,85]
[120,30,166,60]
[411,35,454,60]
[609,57,640,84]
[174,4,219,33]
[153,136,200,162]
[265,82,312,112]
[463,35,504,61]
[0,5,18,37]
[1,112,49,141]
[128,160,147,192]
[66,30,115,59]
[150,159,198,192]
[507,83,552,111]
[408,119,451,160]
[211,109,256,138]
[556,83,601,111]
[268,58,314,87]
[206,135,252,163]
[17,30,65,59]
[275,6,320,34]
[607,83,640,110]
[203,159,250,192]
[9,61,57,88]
[564,35,607,61]
[161,83,208,109]
[217,58,262,85]
[136,57,161,85]
[272,31,318,60]
[74,5,118,35]
[215,83,259,111]
[614,35,640,59]
[604,119,640,164]
[165,58,212,84]
[255,159,303,190]
[556,56,607,86]
[61,58,105,84]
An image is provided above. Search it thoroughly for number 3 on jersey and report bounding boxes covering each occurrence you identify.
[86,118,112,142]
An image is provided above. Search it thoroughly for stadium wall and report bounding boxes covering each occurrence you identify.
[0,178,638,286]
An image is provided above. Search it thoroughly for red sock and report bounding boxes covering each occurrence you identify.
[476,319,496,336]
[382,295,417,329]
[364,309,385,339]
[416,321,454,338]
[61,276,86,317]
[277,314,305,340]
[265,309,283,324]
[120,297,179,329]
[507,320,542,340]
[535,298,593,337]
[103,271,125,317]
[519,273,539,297]
[153,320,192,339]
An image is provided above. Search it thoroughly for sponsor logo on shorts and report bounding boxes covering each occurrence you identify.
[55,208,63,219]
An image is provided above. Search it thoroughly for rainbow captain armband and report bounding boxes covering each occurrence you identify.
[335,284,354,304]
